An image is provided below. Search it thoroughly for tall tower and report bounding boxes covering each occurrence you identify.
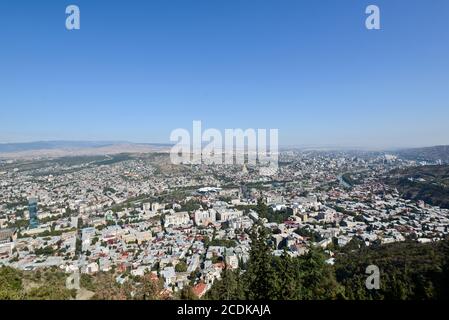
[28,197,39,229]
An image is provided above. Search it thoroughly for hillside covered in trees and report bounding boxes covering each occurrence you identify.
[393,145,449,163]
[0,266,168,300]
[206,227,449,300]
[384,165,449,209]
[0,267,77,300]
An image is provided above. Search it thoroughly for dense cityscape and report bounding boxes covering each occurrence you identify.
[1,148,448,299]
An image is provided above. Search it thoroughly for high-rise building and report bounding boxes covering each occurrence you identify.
[28,197,39,229]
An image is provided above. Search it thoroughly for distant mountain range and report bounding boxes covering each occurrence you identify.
[1,141,448,161]
[0,141,118,153]
[392,145,449,163]
[0,141,172,159]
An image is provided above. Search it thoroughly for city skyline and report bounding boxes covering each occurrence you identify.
[1,0,449,148]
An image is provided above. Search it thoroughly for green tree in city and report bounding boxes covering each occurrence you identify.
[256,198,268,219]
[133,274,164,300]
[205,269,245,300]
[274,250,299,300]
[0,267,25,300]
[244,225,278,300]
[175,261,188,273]
[298,247,344,300]
[177,286,198,300]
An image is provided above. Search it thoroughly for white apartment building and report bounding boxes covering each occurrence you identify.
[217,209,243,222]
[194,209,216,226]
[164,211,190,227]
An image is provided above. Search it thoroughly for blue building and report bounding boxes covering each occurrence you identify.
[28,198,39,229]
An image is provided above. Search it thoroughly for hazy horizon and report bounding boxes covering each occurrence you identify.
[0,138,447,152]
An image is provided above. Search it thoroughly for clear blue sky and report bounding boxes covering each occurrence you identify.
[1,0,448,148]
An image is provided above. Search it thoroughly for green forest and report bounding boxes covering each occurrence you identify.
[206,227,449,300]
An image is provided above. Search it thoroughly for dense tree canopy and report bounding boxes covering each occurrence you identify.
[0,267,76,300]
[206,225,449,300]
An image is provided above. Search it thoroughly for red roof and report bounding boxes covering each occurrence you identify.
[192,282,207,297]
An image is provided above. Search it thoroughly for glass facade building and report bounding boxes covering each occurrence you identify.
[28,198,39,229]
